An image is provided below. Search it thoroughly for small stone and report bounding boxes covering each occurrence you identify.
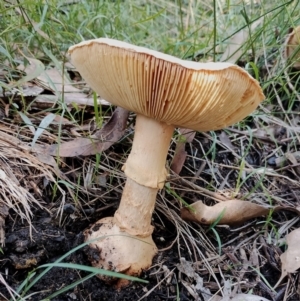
[63,204,76,214]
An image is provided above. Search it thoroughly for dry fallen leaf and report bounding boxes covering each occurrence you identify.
[275,228,300,288]
[35,67,79,93]
[0,82,44,98]
[47,107,129,157]
[170,128,195,174]
[181,199,270,225]
[18,62,110,107]
[219,131,235,150]
[220,29,249,63]
[285,25,300,69]
[47,112,74,125]
[220,20,262,63]
[275,151,300,167]
[177,258,214,301]
[285,152,300,176]
[33,94,110,108]
[220,294,270,301]
[216,277,271,301]
[15,58,45,87]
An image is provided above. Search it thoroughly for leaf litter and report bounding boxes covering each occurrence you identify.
[275,228,300,288]
[12,57,111,107]
[0,10,300,301]
[46,107,129,157]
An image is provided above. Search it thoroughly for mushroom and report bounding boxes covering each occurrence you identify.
[68,38,265,286]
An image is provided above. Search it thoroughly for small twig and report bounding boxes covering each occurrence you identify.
[158,235,178,252]
[170,173,237,202]
[137,268,176,301]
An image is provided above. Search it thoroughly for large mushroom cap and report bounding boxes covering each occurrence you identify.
[69,38,264,131]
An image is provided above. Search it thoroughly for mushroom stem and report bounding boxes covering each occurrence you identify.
[114,178,158,237]
[84,114,174,284]
[115,114,175,237]
[122,114,175,189]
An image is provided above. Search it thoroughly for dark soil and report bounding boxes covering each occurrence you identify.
[0,202,189,301]
[0,130,299,301]
[0,185,299,300]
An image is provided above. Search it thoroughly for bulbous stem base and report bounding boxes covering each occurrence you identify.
[84,217,157,288]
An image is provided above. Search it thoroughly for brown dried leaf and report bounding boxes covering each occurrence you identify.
[219,131,235,150]
[220,20,261,63]
[218,278,271,301]
[275,228,300,288]
[256,203,297,214]
[33,94,110,108]
[47,107,129,157]
[275,151,300,167]
[220,29,249,63]
[15,58,45,87]
[35,153,60,171]
[170,128,195,174]
[177,258,214,301]
[18,63,110,107]
[285,152,300,176]
[4,104,9,117]
[181,199,269,225]
[285,26,300,69]
[48,113,73,125]
[221,294,270,301]
[35,67,79,93]
[0,82,44,98]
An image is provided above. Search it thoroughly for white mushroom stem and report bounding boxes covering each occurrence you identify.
[115,114,175,237]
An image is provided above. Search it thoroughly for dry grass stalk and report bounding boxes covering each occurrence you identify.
[0,124,61,238]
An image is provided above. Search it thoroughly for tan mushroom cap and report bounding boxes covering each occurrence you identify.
[69,38,264,131]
